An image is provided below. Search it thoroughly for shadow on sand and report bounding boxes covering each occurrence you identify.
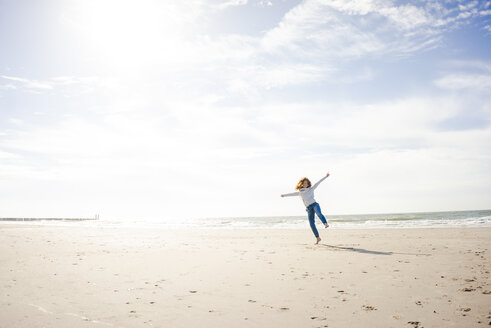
[319,244,431,256]
[320,244,393,255]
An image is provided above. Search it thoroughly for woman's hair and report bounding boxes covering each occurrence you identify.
[296,177,311,190]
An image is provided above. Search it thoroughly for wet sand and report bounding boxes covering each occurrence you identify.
[1,225,490,327]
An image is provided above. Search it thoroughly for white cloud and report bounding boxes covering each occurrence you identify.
[323,0,432,29]
[444,60,491,72]
[2,88,490,217]
[326,144,491,214]
[458,1,478,11]
[457,11,472,19]
[337,67,374,83]
[434,62,491,92]
[42,0,488,99]
[435,73,491,91]
[255,96,472,152]
[378,4,431,29]
[0,150,19,160]
[224,63,331,92]
[0,75,119,97]
[0,75,53,90]
[259,0,457,65]
[9,118,23,125]
[258,0,273,7]
[0,83,16,90]
[216,0,248,10]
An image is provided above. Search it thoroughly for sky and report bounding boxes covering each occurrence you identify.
[1,0,490,220]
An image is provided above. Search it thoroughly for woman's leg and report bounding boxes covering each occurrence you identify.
[313,203,328,226]
[307,206,319,237]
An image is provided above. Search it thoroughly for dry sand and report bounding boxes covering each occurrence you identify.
[1,225,490,327]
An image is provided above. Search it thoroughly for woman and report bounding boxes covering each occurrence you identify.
[281,173,330,244]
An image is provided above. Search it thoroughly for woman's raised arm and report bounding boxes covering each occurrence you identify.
[312,172,330,190]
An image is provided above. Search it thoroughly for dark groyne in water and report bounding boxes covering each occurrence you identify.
[0,215,99,221]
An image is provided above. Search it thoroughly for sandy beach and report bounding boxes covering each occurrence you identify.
[1,225,490,327]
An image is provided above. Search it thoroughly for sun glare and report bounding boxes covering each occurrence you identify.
[63,0,188,68]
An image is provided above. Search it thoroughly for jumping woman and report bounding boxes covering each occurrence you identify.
[281,173,330,244]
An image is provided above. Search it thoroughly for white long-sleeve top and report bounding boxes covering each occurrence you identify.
[282,176,328,207]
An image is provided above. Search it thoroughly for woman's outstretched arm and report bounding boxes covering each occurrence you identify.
[312,172,330,190]
[281,192,300,197]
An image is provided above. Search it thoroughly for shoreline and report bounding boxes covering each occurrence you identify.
[1,221,490,230]
[1,225,490,327]
[2,209,489,230]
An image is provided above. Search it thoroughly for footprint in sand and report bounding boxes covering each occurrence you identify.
[310,316,327,320]
[407,321,421,327]
[362,305,377,311]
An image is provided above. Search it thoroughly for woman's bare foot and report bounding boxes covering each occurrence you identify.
[324,223,329,228]
[315,237,321,244]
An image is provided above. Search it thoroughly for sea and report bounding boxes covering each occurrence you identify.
[1,210,490,229]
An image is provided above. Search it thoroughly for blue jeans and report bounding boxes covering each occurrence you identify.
[306,202,327,237]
